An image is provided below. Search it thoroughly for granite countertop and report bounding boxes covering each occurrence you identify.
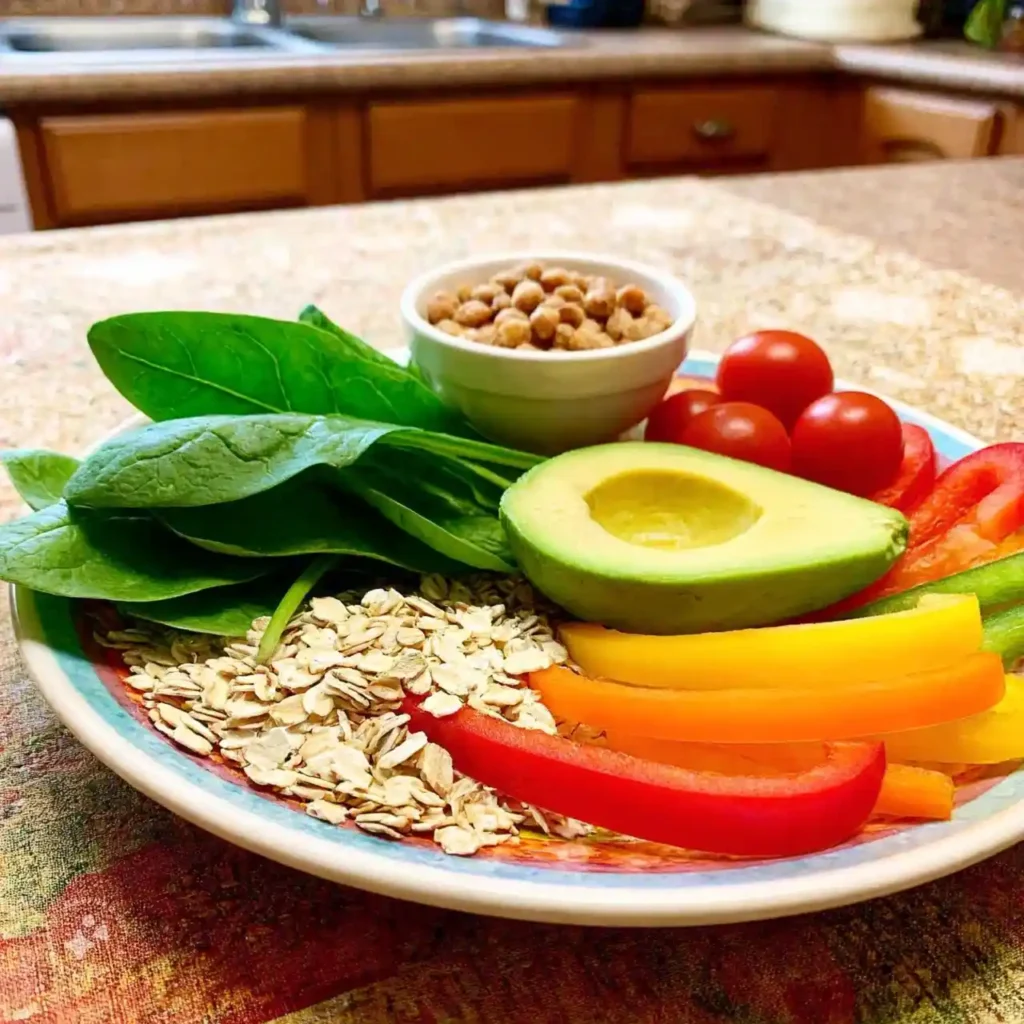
[0,25,1020,103]
[0,158,1023,1023]
[0,157,1021,524]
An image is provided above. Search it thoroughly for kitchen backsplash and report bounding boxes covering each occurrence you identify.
[0,0,504,16]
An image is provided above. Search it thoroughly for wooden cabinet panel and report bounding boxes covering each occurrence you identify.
[999,103,1024,155]
[367,94,579,195]
[40,106,315,224]
[626,86,778,167]
[861,87,1000,162]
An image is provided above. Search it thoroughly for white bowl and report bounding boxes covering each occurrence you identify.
[399,251,696,455]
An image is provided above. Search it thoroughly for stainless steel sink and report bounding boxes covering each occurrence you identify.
[285,17,573,50]
[0,15,578,62]
[0,17,323,61]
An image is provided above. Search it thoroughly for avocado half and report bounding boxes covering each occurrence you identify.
[500,442,909,634]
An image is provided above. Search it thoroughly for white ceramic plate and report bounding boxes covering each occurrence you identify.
[14,351,1019,928]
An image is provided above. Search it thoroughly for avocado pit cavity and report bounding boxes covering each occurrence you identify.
[584,469,762,551]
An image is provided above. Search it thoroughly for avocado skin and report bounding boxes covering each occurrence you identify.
[503,510,906,633]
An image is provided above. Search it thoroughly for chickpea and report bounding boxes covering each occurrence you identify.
[616,284,648,316]
[554,284,585,304]
[623,316,663,342]
[529,305,560,346]
[540,293,566,311]
[583,284,616,321]
[558,303,585,329]
[569,270,590,291]
[644,304,674,331]
[426,290,459,325]
[491,269,522,292]
[553,323,576,349]
[605,307,633,341]
[495,317,532,348]
[456,284,474,304]
[577,317,605,336]
[471,282,503,305]
[494,306,528,326]
[539,266,571,292]
[513,261,543,282]
[511,279,545,314]
[570,328,614,351]
[475,324,498,345]
[435,318,463,337]
[454,300,493,328]
[492,291,511,313]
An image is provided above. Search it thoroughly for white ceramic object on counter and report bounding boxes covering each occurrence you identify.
[747,0,922,42]
[399,251,696,455]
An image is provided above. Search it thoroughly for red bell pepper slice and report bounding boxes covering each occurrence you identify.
[868,423,936,514]
[404,698,886,858]
[832,443,1024,611]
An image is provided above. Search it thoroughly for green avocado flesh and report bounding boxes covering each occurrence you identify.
[499,442,909,634]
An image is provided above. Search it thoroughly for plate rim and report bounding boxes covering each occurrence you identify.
[12,350,1019,928]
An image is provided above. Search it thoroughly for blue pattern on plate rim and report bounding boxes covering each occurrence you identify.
[26,352,1019,891]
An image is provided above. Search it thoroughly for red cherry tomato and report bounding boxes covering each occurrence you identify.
[791,392,904,496]
[717,331,834,429]
[681,402,792,472]
[645,389,721,444]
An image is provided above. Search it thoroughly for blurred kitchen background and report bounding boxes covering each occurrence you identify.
[0,0,1020,233]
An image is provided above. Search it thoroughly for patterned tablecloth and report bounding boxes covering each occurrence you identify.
[1,164,1023,1023]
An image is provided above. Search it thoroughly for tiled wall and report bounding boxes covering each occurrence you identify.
[0,0,503,16]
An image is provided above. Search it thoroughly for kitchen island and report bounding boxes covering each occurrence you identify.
[0,159,1022,1021]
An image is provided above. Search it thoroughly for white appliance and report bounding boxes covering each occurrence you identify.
[746,0,922,42]
[0,118,32,234]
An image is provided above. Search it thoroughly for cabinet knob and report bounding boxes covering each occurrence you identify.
[692,118,735,142]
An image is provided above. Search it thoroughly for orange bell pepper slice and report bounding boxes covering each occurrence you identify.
[603,733,953,821]
[875,763,954,820]
[878,673,1024,764]
[532,654,1006,744]
[559,594,982,690]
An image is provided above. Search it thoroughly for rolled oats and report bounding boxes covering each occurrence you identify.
[111,574,591,858]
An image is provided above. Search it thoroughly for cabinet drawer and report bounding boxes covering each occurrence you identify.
[40,107,310,223]
[368,94,579,194]
[861,88,1000,162]
[627,87,778,166]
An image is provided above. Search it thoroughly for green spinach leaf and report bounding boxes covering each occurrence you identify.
[89,311,469,434]
[65,414,402,509]
[119,579,284,636]
[342,464,515,572]
[1,450,81,511]
[0,501,266,601]
[257,554,338,663]
[157,471,461,573]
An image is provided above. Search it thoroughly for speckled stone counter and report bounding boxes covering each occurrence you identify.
[1,160,1023,1023]
[0,26,1021,104]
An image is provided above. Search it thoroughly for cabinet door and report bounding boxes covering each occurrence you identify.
[861,87,1001,162]
[39,106,320,225]
[626,86,778,169]
[367,94,579,195]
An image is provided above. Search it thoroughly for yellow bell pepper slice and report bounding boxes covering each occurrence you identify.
[879,673,1024,764]
[603,736,954,820]
[559,594,983,690]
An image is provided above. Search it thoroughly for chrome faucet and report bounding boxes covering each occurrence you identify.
[231,0,282,27]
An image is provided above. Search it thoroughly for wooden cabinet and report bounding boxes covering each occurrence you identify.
[24,104,346,227]
[860,87,1002,163]
[366,93,582,196]
[11,76,1023,230]
[626,85,779,171]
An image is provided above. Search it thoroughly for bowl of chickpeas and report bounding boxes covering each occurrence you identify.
[400,252,696,455]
